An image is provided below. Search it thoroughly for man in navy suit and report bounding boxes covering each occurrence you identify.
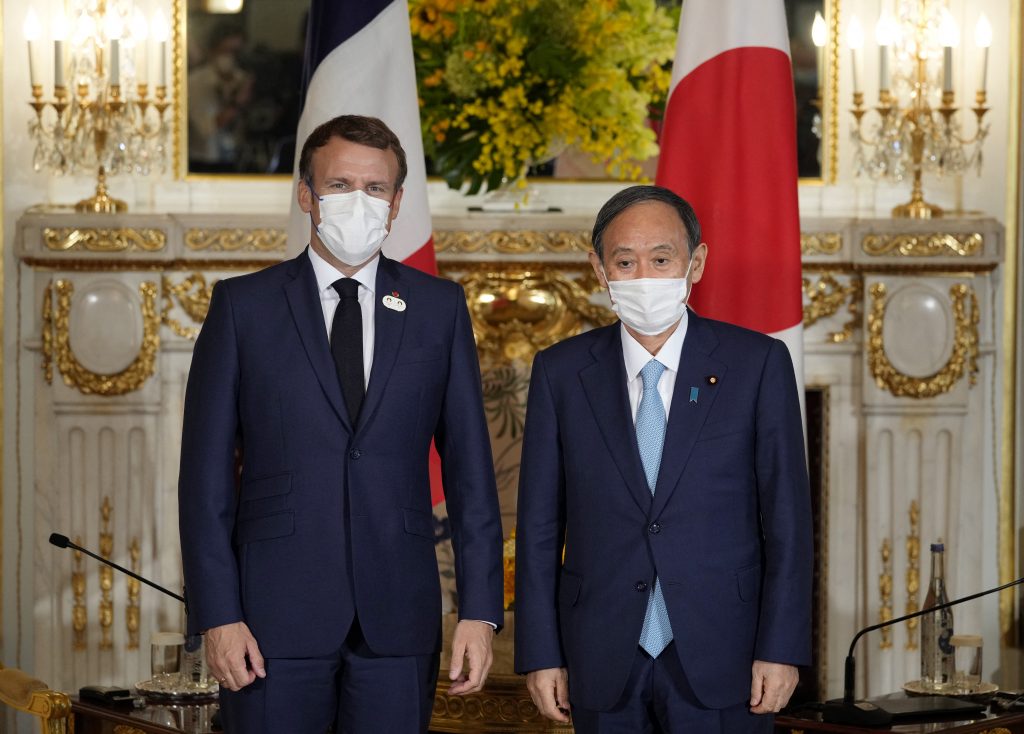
[515,185,812,732]
[178,115,503,733]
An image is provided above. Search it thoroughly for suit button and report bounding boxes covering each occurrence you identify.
[635,581,648,593]
[649,523,661,534]
[349,449,362,460]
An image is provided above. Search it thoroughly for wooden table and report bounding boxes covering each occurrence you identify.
[72,696,218,734]
[776,707,1024,733]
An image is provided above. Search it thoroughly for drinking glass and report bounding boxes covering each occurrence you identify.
[151,631,185,690]
[951,633,983,692]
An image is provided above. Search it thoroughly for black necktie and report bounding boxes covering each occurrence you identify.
[330,278,364,425]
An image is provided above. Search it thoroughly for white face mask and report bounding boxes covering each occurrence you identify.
[605,258,694,336]
[309,186,392,266]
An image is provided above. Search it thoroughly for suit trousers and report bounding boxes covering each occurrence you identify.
[218,620,440,733]
[570,644,774,734]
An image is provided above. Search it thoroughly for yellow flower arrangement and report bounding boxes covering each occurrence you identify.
[409,0,679,194]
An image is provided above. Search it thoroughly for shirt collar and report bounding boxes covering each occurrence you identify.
[620,310,688,381]
[308,246,379,297]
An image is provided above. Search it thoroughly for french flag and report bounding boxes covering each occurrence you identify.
[288,0,445,503]
[656,0,804,387]
[287,0,437,274]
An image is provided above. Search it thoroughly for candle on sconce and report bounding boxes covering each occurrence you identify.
[107,13,124,87]
[875,14,897,92]
[975,14,992,94]
[23,9,41,87]
[938,10,959,95]
[151,10,170,88]
[847,15,865,95]
[811,12,826,95]
[131,9,149,85]
[53,12,69,90]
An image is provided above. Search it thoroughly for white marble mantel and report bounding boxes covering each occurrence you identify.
[5,208,1007,708]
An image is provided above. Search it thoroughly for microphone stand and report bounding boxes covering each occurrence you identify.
[49,533,185,604]
[822,575,1024,726]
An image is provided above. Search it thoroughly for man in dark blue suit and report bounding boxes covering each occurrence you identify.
[178,115,503,733]
[515,185,812,732]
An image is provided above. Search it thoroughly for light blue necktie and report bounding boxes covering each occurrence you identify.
[637,359,673,657]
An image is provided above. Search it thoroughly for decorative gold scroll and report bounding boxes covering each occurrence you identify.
[52,280,160,396]
[906,501,921,649]
[184,228,286,252]
[434,230,592,255]
[802,272,861,343]
[861,233,983,258]
[43,227,166,252]
[879,538,893,649]
[127,538,141,650]
[72,537,87,651]
[801,232,843,255]
[867,283,979,398]
[99,498,114,650]
[161,274,215,339]
[443,265,614,364]
[42,283,54,384]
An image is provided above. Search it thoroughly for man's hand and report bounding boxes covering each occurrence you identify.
[205,621,266,692]
[526,667,570,723]
[448,620,495,695]
[749,660,799,714]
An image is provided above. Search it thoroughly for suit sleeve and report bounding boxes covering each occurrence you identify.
[752,339,813,666]
[513,350,568,673]
[178,280,244,635]
[433,284,504,628]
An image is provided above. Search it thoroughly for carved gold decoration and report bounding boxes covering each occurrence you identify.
[802,273,861,343]
[862,233,983,258]
[126,538,141,650]
[0,666,72,733]
[434,230,591,255]
[184,228,287,252]
[52,279,160,396]
[906,501,921,649]
[879,538,893,649]
[503,529,516,612]
[42,282,54,384]
[72,537,87,651]
[448,267,614,365]
[801,232,843,255]
[867,282,979,398]
[99,498,114,650]
[113,726,148,734]
[43,227,166,253]
[977,729,1012,734]
[433,676,573,732]
[161,274,214,339]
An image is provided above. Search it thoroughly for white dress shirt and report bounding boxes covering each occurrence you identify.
[621,311,689,424]
[308,247,378,388]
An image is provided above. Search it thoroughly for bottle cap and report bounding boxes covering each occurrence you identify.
[930,542,945,552]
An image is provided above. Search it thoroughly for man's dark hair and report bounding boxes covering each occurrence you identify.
[591,185,701,260]
[298,115,408,190]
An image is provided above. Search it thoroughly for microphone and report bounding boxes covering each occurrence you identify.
[49,532,185,605]
[822,574,1024,726]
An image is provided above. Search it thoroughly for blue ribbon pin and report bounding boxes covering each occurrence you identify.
[689,386,699,404]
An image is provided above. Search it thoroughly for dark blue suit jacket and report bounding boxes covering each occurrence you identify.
[178,252,503,659]
[514,313,812,711]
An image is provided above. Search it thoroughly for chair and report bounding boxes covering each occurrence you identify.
[0,664,71,734]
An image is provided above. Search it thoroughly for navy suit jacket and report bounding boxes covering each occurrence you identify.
[514,313,812,711]
[178,252,503,659]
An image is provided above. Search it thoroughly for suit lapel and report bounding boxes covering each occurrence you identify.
[579,325,654,514]
[282,251,352,432]
[650,313,727,518]
[358,255,407,432]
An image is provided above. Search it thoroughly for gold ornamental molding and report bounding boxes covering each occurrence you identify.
[867,282,979,399]
[51,279,160,396]
[184,227,287,252]
[433,676,573,732]
[162,274,215,339]
[905,501,920,650]
[802,272,861,343]
[99,498,114,650]
[443,265,614,364]
[72,537,87,651]
[800,232,843,255]
[861,232,983,258]
[127,538,141,650]
[434,230,591,255]
[42,283,54,384]
[878,539,893,649]
[43,227,166,253]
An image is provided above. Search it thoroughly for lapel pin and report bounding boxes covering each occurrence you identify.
[689,386,699,404]
[382,293,406,312]
[706,375,718,385]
